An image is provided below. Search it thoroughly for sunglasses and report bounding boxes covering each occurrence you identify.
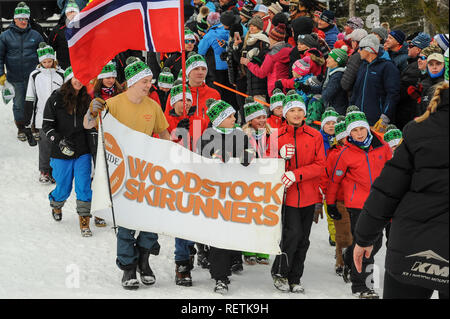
[418,55,427,60]
[17,18,28,22]
[185,39,196,44]
[408,44,417,49]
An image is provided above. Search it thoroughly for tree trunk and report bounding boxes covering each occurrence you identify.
[349,0,356,18]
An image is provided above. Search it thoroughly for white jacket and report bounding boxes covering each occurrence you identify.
[25,66,64,129]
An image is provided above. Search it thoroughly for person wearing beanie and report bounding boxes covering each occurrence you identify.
[272,89,325,293]
[267,88,285,129]
[349,34,400,127]
[408,32,431,60]
[317,10,339,49]
[432,34,449,52]
[268,2,283,19]
[383,124,403,152]
[196,97,255,294]
[292,33,325,77]
[344,17,364,38]
[23,42,64,183]
[385,30,409,72]
[371,27,388,44]
[288,0,326,21]
[196,5,210,37]
[239,5,253,26]
[42,63,94,237]
[241,23,293,97]
[325,105,392,299]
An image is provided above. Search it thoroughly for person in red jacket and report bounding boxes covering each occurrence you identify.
[164,52,221,122]
[271,90,326,294]
[267,88,286,129]
[325,105,392,299]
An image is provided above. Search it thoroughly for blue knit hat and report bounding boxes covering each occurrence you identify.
[411,32,431,50]
[389,30,406,45]
[434,34,449,52]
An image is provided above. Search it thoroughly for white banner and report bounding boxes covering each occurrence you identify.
[92,113,284,255]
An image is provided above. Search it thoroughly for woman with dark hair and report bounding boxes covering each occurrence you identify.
[42,66,93,237]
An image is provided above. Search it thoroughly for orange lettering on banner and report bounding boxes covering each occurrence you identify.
[176,192,195,213]
[124,179,139,200]
[247,203,263,225]
[264,183,283,204]
[229,181,249,201]
[200,179,216,197]
[231,201,250,223]
[217,182,232,199]
[137,182,154,204]
[248,182,265,202]
[166,169,184,190]
[149,165,167,186]
[212,199,232,221]
[128,156,150,180]
[183,172,202,193]
[193,195,213,218]
[159,188,176,211]
[263,205,279,226]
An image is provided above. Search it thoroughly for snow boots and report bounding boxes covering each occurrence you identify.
[79,216,92,237]
[196,243,210,269]
[175,261,192,287]
[353,289,379,299]
[24,128,37,146]
[94,217,107,227]
[15,121,26,142]
[52,207,62,222]
[290,283,305,293]
[137,247,156,285]
[272,274,290,292]
[121,266,140,290]
[214,279,228,295]
[244,255,257,265]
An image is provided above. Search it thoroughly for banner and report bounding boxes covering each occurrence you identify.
[92,114,285,255]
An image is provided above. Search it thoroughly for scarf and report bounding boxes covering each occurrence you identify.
[348,131,373,151]
[212,124,240,135]
[102,86,115,96]
[428,67,445,79]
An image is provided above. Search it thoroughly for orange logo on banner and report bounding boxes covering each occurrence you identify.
[104,132,126,197]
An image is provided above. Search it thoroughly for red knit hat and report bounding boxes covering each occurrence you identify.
[269,23,286,42]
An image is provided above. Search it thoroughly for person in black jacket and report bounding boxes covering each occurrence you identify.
[353,82,449,299]
[42,67,93,237]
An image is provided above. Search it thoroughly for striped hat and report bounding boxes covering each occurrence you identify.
[97,61,117,79]
[321,107,339,130]
[170,80,192,106]
[434,34,449,52]
[329,48,348,66]
[185,51,208,77]
[334,115,347,141]
[244,96,267,123]
[14,2,30,19]
[65,0,80,14]
[283,90,306,118]
[206,98,236,127]
[270,88,285,111]
[445,48,449,83]
[383,125,403,148]
[345,105,370,134]
[64,66,74,83]
[158,67,174,89]
[37,42,56,63]
[124,57,153,88]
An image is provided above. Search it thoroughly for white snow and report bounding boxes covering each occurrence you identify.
[0,97,389,299]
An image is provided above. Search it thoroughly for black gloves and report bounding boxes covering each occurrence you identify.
[327,204,342,220]
[59,138,75,157]
[297,83,312,94]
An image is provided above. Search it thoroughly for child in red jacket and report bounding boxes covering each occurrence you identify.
[272,90,326,294]
[325,105,392,299]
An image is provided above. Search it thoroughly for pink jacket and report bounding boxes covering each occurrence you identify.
[247,42,293,97]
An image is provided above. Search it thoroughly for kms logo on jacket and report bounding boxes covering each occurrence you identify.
[402,250,449,284]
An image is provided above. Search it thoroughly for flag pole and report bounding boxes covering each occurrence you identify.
[180,0,186,118]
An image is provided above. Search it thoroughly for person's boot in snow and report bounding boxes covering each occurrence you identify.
[94,217,107,227]
[24,128,37,146]
[214,279,228,295]
[175,261,192,287]
[231,253,243,273]
[256,256,270,265]
[15,121,27,142]
[39,171,50,184]
[244,255,257,265]
[137,247,156,285]
[342,265,351,283]
[353,289,379,299]
[121,266,139,290]
[196,243,210,269]
[188,245,196,270]
[290,283,305,293]
[52,207,62,221]
[79,216,92,237]
[272,274,290,292]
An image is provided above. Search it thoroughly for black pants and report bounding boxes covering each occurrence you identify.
[209,247,242,281]
[344,208,383,293]
[383,271,449,299]
[271,205,315,285]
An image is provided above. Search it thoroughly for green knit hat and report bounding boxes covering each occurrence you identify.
[329,48,348,66]
[37,42,56,63]
[334,115,347,141]
[345,105,370,134]
[14,2,30,19]
[283,90,306,118]
[186,51,208,77]
[185,29,196,42]
[206,98,236,127]
[124,57,153,87]
[383,124,403,148]
[158,67,174,89]
[170,80,192,106]
[244,96,267,123]
[64,66,74,83]
[65,0,80,14]
[445,48,449,83]
[97,61,117,79]
[270,88,285,111]
[321,107,339,130]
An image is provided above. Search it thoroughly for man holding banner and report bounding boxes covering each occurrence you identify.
[86,57,171,290]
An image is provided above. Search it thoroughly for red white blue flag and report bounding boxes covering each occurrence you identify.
[66,0,183,85]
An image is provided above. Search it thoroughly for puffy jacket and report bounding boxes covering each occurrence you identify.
[388,43,409,73]
[164,82,221,122]
[247,42,292,97]
[340,51,362,93]
[48,18,70,70]
[326,132,392,209]
[42,88,91,160]
[355,89,449,292]
[277,123,326,208]
[310,66,348,115]
[24,66,65,129]
[350,49,400,125]
[0,23,44,83]
[198,24,229,71]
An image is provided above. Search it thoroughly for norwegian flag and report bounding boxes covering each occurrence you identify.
[66,0,183,85]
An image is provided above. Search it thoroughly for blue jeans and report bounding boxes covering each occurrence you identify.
[116,227,160,269]
[174,238,195,262]
[11,81,26,123]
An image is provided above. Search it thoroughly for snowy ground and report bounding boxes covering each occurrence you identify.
[0,97,388,300]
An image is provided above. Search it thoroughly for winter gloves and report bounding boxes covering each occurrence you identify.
[279,144,295,160]
[59,138,75,157]
[89,97,106,118]
[327,204,342,220]
[281,171,296,188]
[407,83,423,103]
[0,74,6,86]
[373,114,390,133]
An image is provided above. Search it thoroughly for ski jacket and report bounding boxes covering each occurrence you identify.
[320,24,339,49]
[198,24,229,71]
[355,89,449,292]
[24,66,65,129]
[349,49,400,125]
[418,73,445,115]
[388,44,409,73]
[310,66,347,115]
[340,51,362,93]
[277,123,326,208]
[42,88,91,160]
[325,132,392,209]
[0,23,44,83]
